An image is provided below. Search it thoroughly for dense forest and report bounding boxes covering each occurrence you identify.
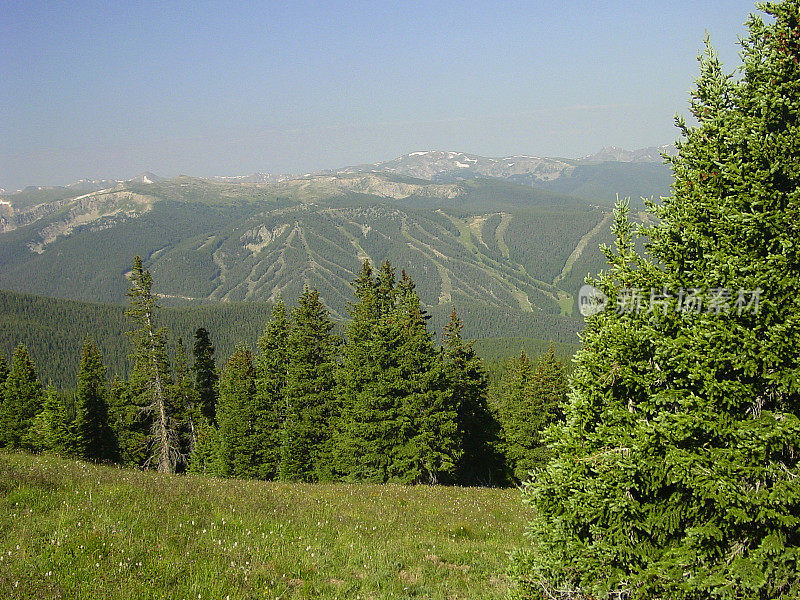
[0,256,568,487]
[0,288,580,388]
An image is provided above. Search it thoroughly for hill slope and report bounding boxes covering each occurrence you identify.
[1,149,668,352]
[0,174,614,323]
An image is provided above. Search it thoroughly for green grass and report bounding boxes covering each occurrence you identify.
[0,452,528,599]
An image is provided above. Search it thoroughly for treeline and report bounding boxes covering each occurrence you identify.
[0,288,582,389]
[0,257,568,486]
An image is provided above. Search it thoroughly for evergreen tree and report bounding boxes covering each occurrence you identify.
[107,377,147,467]
[192,327,218,423]
[0,344,44,449]
[498,347,568,483]
[254,299,290,479]
[333,260,400,481]
[375,259,398,316]
[442,309,505,486]
[172,337,201,460]
[125,255,180,473]
[74,337,117,462]
[216,347,259,478]
[187,421,224,476]
[393,271,460,484]
[281,288,339,482]
[514,4,800,598]
[496,350,534,482]
[26,386,73,454]
[524,345,568,469]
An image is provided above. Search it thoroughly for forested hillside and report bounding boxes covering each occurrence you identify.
[0,289,274,386]
[0,159,663,322]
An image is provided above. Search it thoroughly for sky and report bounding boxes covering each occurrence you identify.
[2,0,761,190]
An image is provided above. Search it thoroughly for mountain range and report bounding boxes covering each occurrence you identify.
[0,146,674,343]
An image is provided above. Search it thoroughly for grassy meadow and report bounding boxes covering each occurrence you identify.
[0,451,528,599]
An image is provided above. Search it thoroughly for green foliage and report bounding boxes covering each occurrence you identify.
[0,344,44,449]
[216,347,259,478]
[392,272,461,484]
[187,421,224,476]
[442,309,506,486]
[25,387,75,454]
[281,289,340,481]
[107,377,146,467]
[172,337,201,461]
[513,4,800,597]
[333,263,462,484]
[253,300,289,480]
[0,288,277,389]
[0,353,8,386]
[334,260,404,482]
[192,327,218,423]
[74,337,117,462]
[125,256,180,473]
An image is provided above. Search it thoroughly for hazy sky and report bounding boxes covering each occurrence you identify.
[2,0,760,190]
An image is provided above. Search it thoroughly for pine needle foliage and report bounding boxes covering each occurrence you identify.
[74,337,116,462]
[512,3,800,598]
[0,344,44,449]
[125,256,181,473]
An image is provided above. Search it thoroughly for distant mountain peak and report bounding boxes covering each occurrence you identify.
[580,144,676,163]
[128,172,163,184]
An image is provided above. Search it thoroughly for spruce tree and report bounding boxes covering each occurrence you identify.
[524,345,568,469]
[0,344,44,449]
[281,288,339,482]
[26,387,73,454]
[500,346,569,483]
[187,421,224,476]
[496,350,534,482]
[172,337,201,460]
[216,346,259,478]
[125,255,180,473]
[74,337,116,462]
[375,259,398,316]
[254,299,290,479]
[192,327,218,423]
[107,377,147,467]
[513,3,800,598]
[392,271,460,484]
[442,309,504,486]
[333,260,401,481]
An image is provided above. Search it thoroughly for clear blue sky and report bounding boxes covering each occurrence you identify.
[2,0,760,190]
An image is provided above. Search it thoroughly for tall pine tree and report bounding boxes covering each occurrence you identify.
[74,337,116,462]
[0,344,44,449]
[254,299,290,480]
[126,256,180,473]
[281,288,339,482]
[333,260,403,481]
[26,387,74,454]
[513,3,800,598]
[393,271,460,484]
[442,309,504,486]
[192,327,218,423]
[0,353,8,387]
[216,347,258,478]
[172,338,201,461]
